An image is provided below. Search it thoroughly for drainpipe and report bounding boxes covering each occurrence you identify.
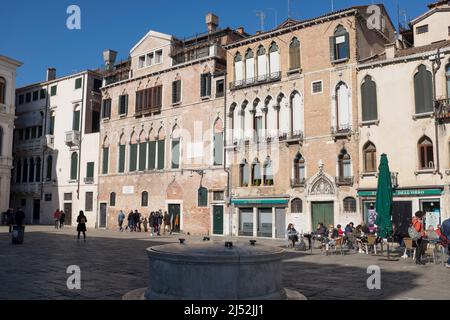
[77,73,86,200]
[41,84,50,204]
[223,71,233,237]
[431,49,443,179]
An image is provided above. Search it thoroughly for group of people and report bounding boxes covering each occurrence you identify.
[285,211,450,268]
[52,209,66,229]
[117,209,174,236]
[1,208,25,232]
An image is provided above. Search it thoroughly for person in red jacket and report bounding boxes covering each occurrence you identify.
[53,209,60,229]
[412,211,426,265]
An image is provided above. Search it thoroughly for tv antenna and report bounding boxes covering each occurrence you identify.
[256,10,266,32]
[267,8,278,28]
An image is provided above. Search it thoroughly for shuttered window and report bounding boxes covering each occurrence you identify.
[102,99,111,119]
[139,142,147,171]
[119,94,128,115]
[198,187,208,207]
[102,147,109,174]
[361,75,378,122]
[136,86,162,113]
[110,192,116,206]
[118,145,126,173]
[72,110,80,131]
[343,197,356,212]
[200,74,211,97]
[85,192,93,212]
[414,65,433,114]
[75,78,82,89]
[213,132,223,165]
[171,139,180,169]
[86,162,94,178]
[129,143,138,172]
[289,38,301,70]
[70,152,78,180]
[157,140,165,170]
[330,26,350,62]
[35,157,41,182]
[50,85,57,96]
[141,191,149,207]
[363,142,377,172]
[172,80,181,104]
[49,116,55,135]
[148,141,156,170]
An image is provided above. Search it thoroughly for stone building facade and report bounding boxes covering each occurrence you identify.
[0,55,22,213]
[224,5,396,238]
[98,16,246,235]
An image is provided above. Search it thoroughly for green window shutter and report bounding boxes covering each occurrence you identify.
[172,81,179,103]
[214,132,223,165]
[139,142,147,171]
[201,75,206,97]
[86,162,94,178]
[73,110,80,131]
[198,187,208,207]
[50,85,57,96]
[171,139,180,169]
[119,145,126,173]
[157,139,165,169]
[49,116,55,135]
[244,164,249,185]
[75,78,82,89]
[361,77,378,121]
[129,144,138,172]
[289,42,300,70]
[148,141,156,170]
[329,36,335,62]
[343,32,350,59]
[102,147,109,174]
[70,153,78,180]
[125,94,129,114]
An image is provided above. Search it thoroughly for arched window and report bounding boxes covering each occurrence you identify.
[289,37,301,71]
[331,25,349,61]
[240,159,249,187]
[361,75,378,122]
[213,118,224,165]
[242,100,250,140]
[338,149,352,181]
[110,192,116,206]
[418,136,434,169]
[343,197,356,212]
[46,155,53,181]
[129,133,138,172]
[253,98,264,142]
[29,158,35,183]
[269,42,280,76]
[278,93,289,135]
[141,191,148,207]
[291,198,303,213]
[290,91,304,136]
[118,134,126,173]
[293,153,306,184]
[414,64,433,114]
[363,142,377,173]
[335,82,351,131]
[251,158,261,186]
[245,49,255,84]
[257,45,267,80]
[16,159,22,183]
[234,52,243,82]
[198,187,208,207]
[22,158,28,183]
[171,125,181,169]
[0,77,5,104]
[36,157,41,182]
[263,157,274,186]
[0,126,3,156]
[70,152,78,180]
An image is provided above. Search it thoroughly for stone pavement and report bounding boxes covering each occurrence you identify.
[0,226,449,300]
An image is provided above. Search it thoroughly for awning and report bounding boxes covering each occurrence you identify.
[231,198,289,205]
[358,188,443,197]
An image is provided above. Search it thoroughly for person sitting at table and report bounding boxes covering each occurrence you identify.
[314,223,327,237]
[286,223,299,248]
[354,225,367,253]
[426,225,439,242]
[345,222,355,235]
[337,224,344,237]
[436,224,442,238]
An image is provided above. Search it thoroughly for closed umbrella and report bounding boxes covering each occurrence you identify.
[375,154,396,260]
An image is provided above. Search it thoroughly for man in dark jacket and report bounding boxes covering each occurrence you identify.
[6,208,14,233]
[441,218,450,268]
[14,208,26,226]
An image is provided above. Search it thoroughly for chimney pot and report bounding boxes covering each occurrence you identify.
[206,13,219,33]
[103,49,118,71]
[46,68,56,81]
[236,27,245,35]
[384,42,397,60]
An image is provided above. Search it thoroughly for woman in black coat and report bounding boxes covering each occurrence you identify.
[76,210,87,241]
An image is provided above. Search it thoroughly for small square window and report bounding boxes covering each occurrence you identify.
[40,89,46,100]
[18,94,24,105]
[213,191,224,201]
[32,91,39,101]
[312,81,323,94]
[155,50,162,64]
[50,85,57,96]
[75,78,82,89]
[416,25,428,34]
[64,193,72,201]
[138,55,146,68]
[25,92,31,103]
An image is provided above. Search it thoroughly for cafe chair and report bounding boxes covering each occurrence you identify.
[402,238,416,260]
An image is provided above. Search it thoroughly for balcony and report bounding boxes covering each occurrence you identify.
[230,72,281,91]
[335,176,354,186]
[291,178,306,188]
[11,183,40,194]
[41,134,54,149]
[65,130,80,147]
[331,125,353,140]
[15,138,42,152]
[84,177,94,184]
[435,98,450,124]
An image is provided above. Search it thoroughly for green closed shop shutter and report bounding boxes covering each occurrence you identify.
[129,144,137,172]
[118,145,126,173]
[102,147,109,174]
[139,142,147,171]
[157,140,165,170]
[148,141,156,170]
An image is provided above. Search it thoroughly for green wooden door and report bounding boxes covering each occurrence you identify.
[212,205,224,235]
[311,202,334,229]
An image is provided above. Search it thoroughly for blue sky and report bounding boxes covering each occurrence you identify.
[1,0,432,87]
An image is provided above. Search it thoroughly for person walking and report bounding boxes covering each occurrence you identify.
[411,211,427,265]
[286,223,299,248]
[53,209,60,229]
[127,210,134,232]
[439,218,450,268]
[76,211,87,241]
[149,212,155,236]
[118,210,125,232]
[59,211,66,228]
[143,215,148,233]
[134,210,141,232]
[6,208,14,233]
[14,208,25,227]
[163,211,171,235]
[157,210,163,236]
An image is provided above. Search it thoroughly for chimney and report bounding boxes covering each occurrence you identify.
[384,42,397,60]
[236,27,245,35]
[206,13,219,33]
[103,49,118,71]
[46,68,56,81]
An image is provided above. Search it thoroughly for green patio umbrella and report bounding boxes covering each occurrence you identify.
[375,154,393,239]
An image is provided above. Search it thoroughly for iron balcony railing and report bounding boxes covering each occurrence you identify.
[291,178,306,188]
[435,98,450,123]
[335,176,354,186]
[331,125,353,138]
[230,72,281,90]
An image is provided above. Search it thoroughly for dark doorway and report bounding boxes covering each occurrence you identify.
[168,204,181,233]
[33,199,40,224]
[212,205,224,235]
[99,203,107,228]
[392,201,412,237]
[64,203,72,226]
